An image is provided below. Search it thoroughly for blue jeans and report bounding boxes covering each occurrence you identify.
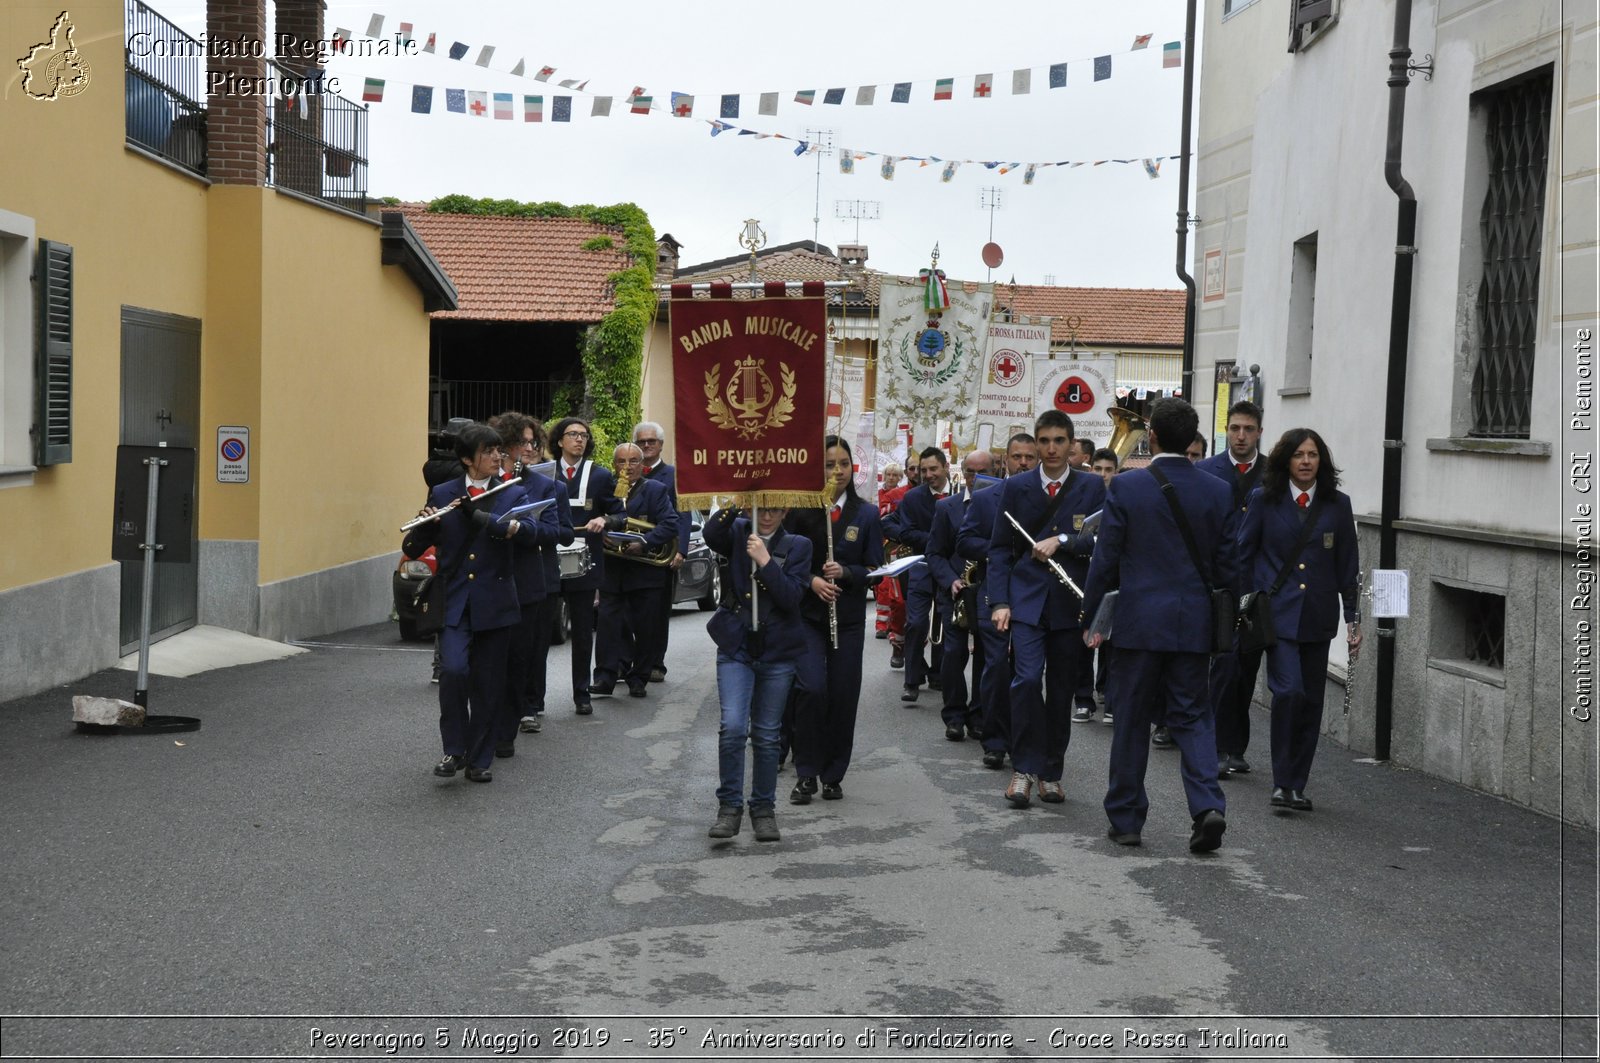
[716,652,796,812]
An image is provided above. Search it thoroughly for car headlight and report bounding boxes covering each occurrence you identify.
[400,560,432,578]
[684,558,712,584]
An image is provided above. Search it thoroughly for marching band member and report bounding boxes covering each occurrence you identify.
[1082,398,1236,852]
[987,412,1104,809]
[551,417,618,715]
[957,433,1036,770]
[634,421,691,684]
[884,447,951,703]
[926,449,994,742]
[403,424,536,784]
[703,504,813,842]
[592,443,679,699]
[784,437,884,805]
[1236,427,1361,814]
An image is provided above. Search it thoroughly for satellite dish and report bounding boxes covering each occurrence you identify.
[981,242,1004,269]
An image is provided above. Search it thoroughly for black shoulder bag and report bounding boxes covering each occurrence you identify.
[1148,463,1235,654]
[1237,493,1324,654]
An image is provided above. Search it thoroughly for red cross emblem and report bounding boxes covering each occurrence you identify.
[674,101,692,116]
[974,81,992,97]
[469,97,486,116]
[989,347,1024,388]
[540,67,556,78]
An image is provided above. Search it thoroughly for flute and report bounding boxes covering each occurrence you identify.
[1003,511,1085,599]
[823,477,839,650]
[1343,571,1363,717]
[400,477,518,531]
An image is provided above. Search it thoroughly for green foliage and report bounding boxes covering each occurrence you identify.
[376,195,402,205]
[426,195,657,466]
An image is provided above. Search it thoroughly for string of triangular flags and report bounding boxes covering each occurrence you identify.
[336,14,1182,120]
[330,16,1183,181]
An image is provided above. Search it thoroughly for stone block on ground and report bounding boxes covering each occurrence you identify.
[72,695,145,728]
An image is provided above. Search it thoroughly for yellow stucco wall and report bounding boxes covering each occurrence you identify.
[0,0,209,591]
[0,0,431,596]
[255,192,428,583]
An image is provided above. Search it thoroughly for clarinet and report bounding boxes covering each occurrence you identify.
[1343,571,1363,717]
[823,477,839,650]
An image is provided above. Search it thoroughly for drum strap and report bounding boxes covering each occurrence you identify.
[570,459,595,511]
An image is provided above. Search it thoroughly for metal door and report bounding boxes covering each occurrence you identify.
[119,307,201,651]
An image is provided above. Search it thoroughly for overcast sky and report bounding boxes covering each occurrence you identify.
[163,0,1203,288]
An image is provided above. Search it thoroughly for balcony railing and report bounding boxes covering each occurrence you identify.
[267,62,369,214]
[124,0,206,173]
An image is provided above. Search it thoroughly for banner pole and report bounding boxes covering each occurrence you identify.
[749,499,760,633]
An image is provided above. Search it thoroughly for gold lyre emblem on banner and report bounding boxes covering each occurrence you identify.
[705,356,796,440]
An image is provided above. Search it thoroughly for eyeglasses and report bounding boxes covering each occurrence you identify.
[634,438,662,446]
[562,430,590,439]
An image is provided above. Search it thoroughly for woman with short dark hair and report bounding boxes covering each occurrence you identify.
[1237,428,1362,813]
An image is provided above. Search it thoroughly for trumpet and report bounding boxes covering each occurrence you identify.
[1003,511,1084,598]
[400,477,518,531]
[952,559,983,630]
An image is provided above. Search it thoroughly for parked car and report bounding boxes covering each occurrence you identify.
[671,510,721,611]
[393,547,570,644]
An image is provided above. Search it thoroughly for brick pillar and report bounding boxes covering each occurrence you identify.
[272,0,326,198]
[206,0,268,185]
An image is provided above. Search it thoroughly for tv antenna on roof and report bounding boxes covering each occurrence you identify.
[834,199,881,242]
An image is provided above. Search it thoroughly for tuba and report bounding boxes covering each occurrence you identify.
[1107,406,1150,462]
[602,467,676,566]
[952,559,984,631]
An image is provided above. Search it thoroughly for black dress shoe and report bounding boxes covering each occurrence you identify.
[966,723,984,741]
[1189,809,1226,853]
[1289,790,1313,811]
[1270,787,1292,808]
[889,652,905,669]
[927,676,943,691]
[575,701,594,716]
[494,741,515,758]
[628,684,648,698]
[465,766,493,783]
[875,629,889,639]
[591,681,616,697]
[820,782,843,800]
[1151,726,1175,748]
[432,754,464,777]
[1107,827,1142,846]
[1224,754,1251,774]
[789,777,817,805]
[944,723,965,741]
[648,668,667,683]
[981,749,1007,770]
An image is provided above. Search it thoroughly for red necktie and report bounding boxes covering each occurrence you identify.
[467,486,485,498]
[1236,463,1250,475]
[830,506,842,523]
[1297,492,1310,508]
[1047,481,1060,498]
[565,466,575,481]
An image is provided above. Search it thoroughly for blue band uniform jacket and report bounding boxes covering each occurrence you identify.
[987,469,1106,630]
[561,459,619,592]
[783,498,884,629]
[509,469,573,604]
[1237,486,1360,642]
[703,510,814,663]
[602,477,680,591]
[403,477,539,632]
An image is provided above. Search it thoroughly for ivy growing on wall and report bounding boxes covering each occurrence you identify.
[425,195,657,462]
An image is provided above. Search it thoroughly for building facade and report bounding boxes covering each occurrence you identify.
[1192,0,1596,822]
[0,0,453,702]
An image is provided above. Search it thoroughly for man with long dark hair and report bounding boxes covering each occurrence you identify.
[1237,427,1361,813]
[1082,398,1236,852]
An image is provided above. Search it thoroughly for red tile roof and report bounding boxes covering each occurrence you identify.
[999,284,1185,349]
[672,244,880,305]
[392,204,631,322]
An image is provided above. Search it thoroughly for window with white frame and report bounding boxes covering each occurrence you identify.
[0,209,37,475]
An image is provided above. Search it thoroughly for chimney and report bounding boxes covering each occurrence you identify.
[655,233,683,282]
[837,244,868,271]
[206,0,269,184]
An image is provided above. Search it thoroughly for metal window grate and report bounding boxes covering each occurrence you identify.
[124,0,206,173]
[1464,590,1506,669]
[265,62,369,214]
[1471,69,1552,438]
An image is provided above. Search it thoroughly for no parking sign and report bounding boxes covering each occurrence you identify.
[217,426,250,483]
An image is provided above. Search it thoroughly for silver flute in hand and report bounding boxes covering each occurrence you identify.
[1003,511,1084,599]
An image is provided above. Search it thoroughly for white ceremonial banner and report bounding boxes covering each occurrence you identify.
[1032,353,1119,449]
[827,355,869,441]
[977,322,1050,456]
[852,412,878,504]
[873,275,995,458]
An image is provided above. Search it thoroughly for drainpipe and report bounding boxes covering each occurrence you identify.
[1375,0,1419,762]
[1175,0,1199,399]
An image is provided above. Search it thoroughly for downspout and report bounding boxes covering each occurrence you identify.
[1375,0,1418,762]
[1175,0,1199,398]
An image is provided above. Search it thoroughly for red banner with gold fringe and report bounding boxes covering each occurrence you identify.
[670,282,828,509]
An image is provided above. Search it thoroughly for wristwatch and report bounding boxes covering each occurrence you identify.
[1057,532,1070,545]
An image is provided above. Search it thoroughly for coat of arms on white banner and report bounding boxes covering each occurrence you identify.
[873,270,993,457]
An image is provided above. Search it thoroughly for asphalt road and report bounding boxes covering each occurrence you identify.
[1,604,1594,1061]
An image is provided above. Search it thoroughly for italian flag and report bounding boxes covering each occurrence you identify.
[524,95,543,122]
[794,89,815,105]
[933,78,953,101]
[361,78,384,103]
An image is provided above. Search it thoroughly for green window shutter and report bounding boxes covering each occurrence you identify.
[35,239,72,465]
